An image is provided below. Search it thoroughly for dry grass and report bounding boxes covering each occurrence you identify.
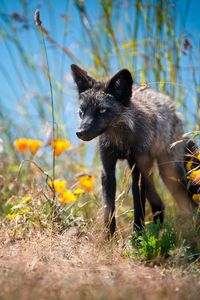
[0,227,199,300]
[0,2,200,299]
[0,158,200,299]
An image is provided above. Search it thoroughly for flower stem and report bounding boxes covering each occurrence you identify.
[42,33,56,187]
[34,10,56,200]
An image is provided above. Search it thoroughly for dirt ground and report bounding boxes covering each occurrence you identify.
[0,227,199,300]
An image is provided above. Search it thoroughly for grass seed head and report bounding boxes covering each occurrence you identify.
[34,9,42,27]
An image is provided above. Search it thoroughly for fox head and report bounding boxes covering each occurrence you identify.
[71,64,133,141]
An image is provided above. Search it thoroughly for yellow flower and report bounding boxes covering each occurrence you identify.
[7,214,16,220]
[23,196,32,203]
[186,160,193,171]
[197,153,200,161]
[50,137,72,156]
[127,211,134,219]
[77,164,88,171]
[14,139,28,154]
[19,208,30,214]
[48,179,67,194]
[28,139,42,154]
[192,194,200,201]
[79,175,94,192]
[188,169,200,185]
[119,206,125,213]
[58,189,77,204]
[74,188,85,195]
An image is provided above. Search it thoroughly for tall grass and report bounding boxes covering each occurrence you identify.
[34,9,56,199]
[0,0,199,262]
[0,1,199,152]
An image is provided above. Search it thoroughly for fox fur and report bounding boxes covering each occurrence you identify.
[71,64,197,237]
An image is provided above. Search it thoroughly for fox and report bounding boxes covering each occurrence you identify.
[71,64,197,238]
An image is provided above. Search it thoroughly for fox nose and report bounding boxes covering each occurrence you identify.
[76,130,86,139]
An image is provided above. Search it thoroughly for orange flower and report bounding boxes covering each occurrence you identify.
[58,189,77,204]
[192,194,200,201]
[79,175,94,192]
[14,139,28,154]
[188,169,200,185]
[186,160,193,171]
[28,139,42,154]
[14,138,42,154]
[50,137,72,156]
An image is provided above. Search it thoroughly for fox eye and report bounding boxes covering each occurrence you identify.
[99,108,107,114]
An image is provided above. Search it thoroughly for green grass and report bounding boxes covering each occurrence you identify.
[129,222,176,261]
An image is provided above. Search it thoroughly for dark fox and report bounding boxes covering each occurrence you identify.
[71,64,197,237]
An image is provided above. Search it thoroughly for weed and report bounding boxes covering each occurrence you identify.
[128,222,176,261]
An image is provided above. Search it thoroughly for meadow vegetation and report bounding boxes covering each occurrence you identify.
[0,1,200,299]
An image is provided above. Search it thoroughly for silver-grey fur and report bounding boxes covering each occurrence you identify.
[71,64,197,237]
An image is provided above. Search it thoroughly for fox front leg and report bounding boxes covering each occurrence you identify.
[132,167,146,230]
[128,159,146,231]
[100,147,118,239]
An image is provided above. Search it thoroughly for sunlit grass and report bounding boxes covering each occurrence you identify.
[0,2,200,290]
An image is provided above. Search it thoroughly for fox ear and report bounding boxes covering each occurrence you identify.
[71,64,96,94]
[105,69,133,106]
